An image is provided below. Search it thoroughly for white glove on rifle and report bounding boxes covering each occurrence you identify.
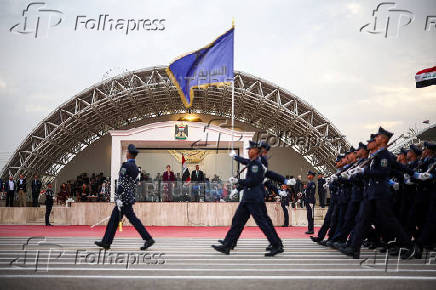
[330,174,338,181]
[115,199,123,209]
[414,172,433,181]
[340,172,349,179]
[229,151,236,159]
[351,167,364,175]
[228,177,238,185]
[392,182,399,191]
[404,178,414,185]
[230,188,238,199]
[323,183,329,190]
[285,178,296,186]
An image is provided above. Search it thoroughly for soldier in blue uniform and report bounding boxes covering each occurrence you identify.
[414,141,436,258]
[310,155,343,243]
[95,144,154,250]
[212,141,284,256]
[304,171,316,234]
[346,127,415,259]
[331,142,368,250]
[44,182,55,226]
[317,173,326,208]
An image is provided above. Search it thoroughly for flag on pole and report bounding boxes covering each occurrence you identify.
[415,66,436,88]
[166,26,234,108]
[182,154,190,182]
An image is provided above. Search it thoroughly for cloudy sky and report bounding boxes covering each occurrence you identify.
[0,0,435,167]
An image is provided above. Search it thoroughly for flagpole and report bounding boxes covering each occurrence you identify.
[231,18,235,177]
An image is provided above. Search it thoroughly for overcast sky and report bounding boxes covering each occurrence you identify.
[0,0,435,167]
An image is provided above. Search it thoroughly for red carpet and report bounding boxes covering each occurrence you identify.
[0,225,319,239]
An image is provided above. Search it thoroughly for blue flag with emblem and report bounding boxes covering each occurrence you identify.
[166,26,234,108]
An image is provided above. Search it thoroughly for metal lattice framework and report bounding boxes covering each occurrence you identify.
[1,66,350,182]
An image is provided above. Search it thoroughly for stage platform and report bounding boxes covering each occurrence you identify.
[0,202,328,227]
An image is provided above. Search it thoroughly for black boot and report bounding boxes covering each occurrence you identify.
[212,244,230,255]
[140,239,155,250]
[218,239,235,250]
[265,245,284,257]
[95,241,110,250]
[266,244,273,251]
[310,236,322,243]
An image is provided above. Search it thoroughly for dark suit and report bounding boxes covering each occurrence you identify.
[5,180,16,207]
[31,179,42,207]
[191,170,205,182]
[190,170,204,202]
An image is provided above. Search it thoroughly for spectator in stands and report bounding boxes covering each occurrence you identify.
[191,165,205,182]
[163,165,176,182]
[17,174,27,207]
[98,181,110,202]
[57,183,68,205]
[80,183,89,202]
[5,176,16,207]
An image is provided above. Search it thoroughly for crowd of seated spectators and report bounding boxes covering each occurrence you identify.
[60,173,110,203]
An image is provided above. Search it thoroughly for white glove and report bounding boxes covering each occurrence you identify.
[228,177,238,185]
[323,183,329,190]
[404,173,410,180]
[278,190,287,197]
[392,182,399,191]
[351,167,364,175]
[115,199,123,209]
[230,188,238,199]
[330,174,338,181]
[404,178,414,185]
[285,178,296,186]
[340,172,349,179]
[229,151,236,158]
[414,172,433,181]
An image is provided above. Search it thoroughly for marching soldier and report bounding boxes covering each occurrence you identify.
[317,173,326,208]
[310,155,343,243]
[345,127,415,259]
[414,141,436,257]
[304,171,316,234]
[212,141,284,256]
[95,144,155,251]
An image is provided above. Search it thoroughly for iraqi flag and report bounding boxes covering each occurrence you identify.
[415,66,436,88]
[182,154,190,182]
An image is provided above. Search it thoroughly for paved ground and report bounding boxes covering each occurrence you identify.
[0,227,435,289]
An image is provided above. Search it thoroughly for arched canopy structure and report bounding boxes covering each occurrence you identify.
[1,66,350,182]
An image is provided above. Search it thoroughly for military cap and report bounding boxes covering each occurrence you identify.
[376,127,393,140]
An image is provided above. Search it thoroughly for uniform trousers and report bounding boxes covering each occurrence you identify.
[102,204,152,245]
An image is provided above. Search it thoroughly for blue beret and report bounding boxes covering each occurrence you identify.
[259,141,271,151]
[409,144,422,156]
[128,144,139,154]
[423,141,436,151]
[358,142,367,151]
[376,126,393,139]
[367,133,377,143]
[247,140,260,149]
